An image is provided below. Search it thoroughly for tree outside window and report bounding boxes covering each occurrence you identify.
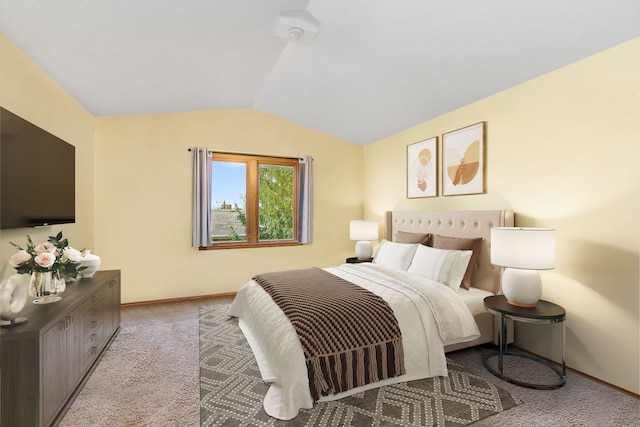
[209,153,298,248]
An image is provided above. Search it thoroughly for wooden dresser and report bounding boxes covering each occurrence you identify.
[1,270,121,427]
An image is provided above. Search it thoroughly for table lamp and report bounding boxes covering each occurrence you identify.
[491,227,555,307]
[350,220,378,260]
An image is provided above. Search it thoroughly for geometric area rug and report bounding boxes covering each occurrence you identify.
[200,304,522,427]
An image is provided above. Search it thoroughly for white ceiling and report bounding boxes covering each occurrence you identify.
[1,1,639,145]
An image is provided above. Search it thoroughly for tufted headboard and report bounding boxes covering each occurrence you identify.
[385,210,515,294]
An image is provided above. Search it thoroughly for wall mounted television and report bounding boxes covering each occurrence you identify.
[0,107,75,229]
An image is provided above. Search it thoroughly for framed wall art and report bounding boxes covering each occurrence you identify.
[407,136,438,198]
[442,122,485,196]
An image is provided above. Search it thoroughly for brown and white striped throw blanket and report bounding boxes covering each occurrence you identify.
[253,267,405,401]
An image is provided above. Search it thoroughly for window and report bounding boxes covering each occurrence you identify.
[208,152,299,248]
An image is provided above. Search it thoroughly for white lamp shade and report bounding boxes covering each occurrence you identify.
[491,227,555,270]
[349,220,378,241]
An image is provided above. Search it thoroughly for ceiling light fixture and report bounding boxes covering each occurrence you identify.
[272,9,320,43]
[288,27,304,41]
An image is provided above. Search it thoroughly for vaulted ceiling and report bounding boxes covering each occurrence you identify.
[1,1,638,145]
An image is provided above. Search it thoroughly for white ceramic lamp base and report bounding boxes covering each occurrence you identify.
[501,268,542,308]
[354,241,373,260]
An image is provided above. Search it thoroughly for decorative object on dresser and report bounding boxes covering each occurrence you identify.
[0,270,121,427]
[0,274,29,327]
[78,250,101,277]
[8,231,86,304]
[490,227,555,307]
[349,219,378,260]
[28,271,65,304]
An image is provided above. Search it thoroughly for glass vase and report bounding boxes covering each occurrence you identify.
[29,271,63,304]
[53,271,66,294]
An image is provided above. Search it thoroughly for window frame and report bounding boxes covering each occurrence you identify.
[202,152,300,250]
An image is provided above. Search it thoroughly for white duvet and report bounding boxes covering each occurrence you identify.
[227,263,480,420]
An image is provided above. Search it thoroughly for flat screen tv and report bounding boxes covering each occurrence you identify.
[0,107,75,229]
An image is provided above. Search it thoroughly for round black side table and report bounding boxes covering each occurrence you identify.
[482,295,566,389]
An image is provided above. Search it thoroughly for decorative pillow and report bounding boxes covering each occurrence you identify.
[372,240,419,271]
[432,235,482,290]
[396,231,433,246]
[407,245,473,291]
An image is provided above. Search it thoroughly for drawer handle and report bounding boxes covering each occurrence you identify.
[61,316,74,331]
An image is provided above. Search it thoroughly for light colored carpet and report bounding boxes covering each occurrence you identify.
[59,299,208,427]
[60,298,639,426]
[447,349,640,426]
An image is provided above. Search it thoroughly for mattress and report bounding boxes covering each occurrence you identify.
[457,286,494,314]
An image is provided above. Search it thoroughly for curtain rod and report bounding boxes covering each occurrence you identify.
[188,148,312,161]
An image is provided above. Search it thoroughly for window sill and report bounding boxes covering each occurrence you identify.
[199,241,301,250]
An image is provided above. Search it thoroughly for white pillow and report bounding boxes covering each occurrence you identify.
[407,245,473,291]
[372,240,419,271]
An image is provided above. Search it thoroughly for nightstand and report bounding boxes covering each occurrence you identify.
[482,295,566,389]
[346,257,372,264]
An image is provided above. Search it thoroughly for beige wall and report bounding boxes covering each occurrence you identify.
[0,33,95,279]
[93,109,363,303]
[364,38,640,394]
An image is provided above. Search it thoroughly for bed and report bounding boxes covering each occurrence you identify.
[228,209,514,420]
[385,210,514,352]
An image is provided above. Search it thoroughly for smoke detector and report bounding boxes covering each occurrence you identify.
[272,9,320,43]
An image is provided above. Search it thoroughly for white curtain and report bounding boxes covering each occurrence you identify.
[191,147,212,247]
[298,156,313,244]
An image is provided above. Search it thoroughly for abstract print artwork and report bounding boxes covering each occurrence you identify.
[443,122,485,196]
[407,136,438,198]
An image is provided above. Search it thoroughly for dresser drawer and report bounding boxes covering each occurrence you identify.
[82,291,103,313]
[82,309,104,336]
[83,320,105,369]
[82,294,104,336]
[81,289,106,370]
